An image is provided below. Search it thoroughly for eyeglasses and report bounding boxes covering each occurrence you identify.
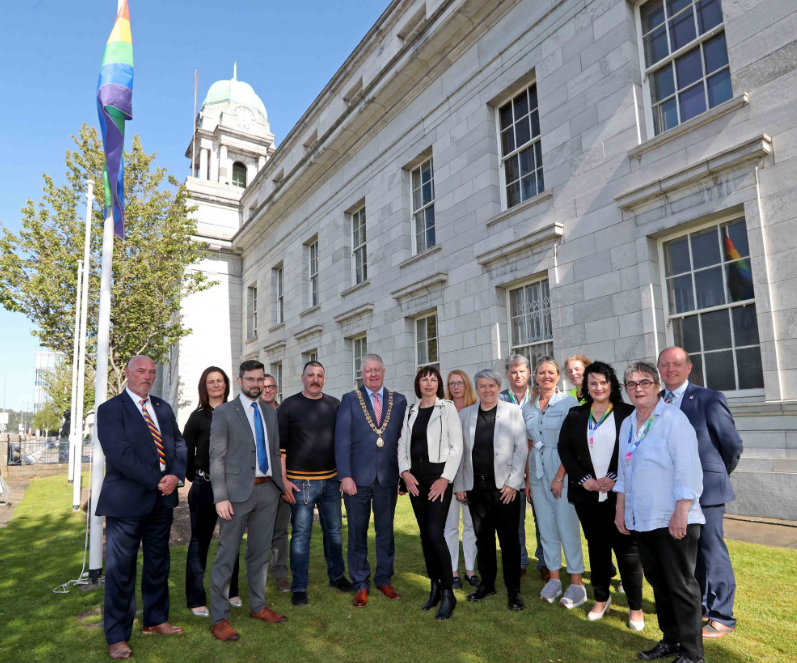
[263,385,278,390]
[243,377,267,384]
[447,381,465,388]
[624,380,656,390]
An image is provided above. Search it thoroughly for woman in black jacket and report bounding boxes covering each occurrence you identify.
[184,366,241,616]
[558,361,644,628]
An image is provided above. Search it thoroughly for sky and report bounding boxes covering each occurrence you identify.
[0,0,390,411]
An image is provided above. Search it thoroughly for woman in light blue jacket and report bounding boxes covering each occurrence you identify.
[522,356,585,608]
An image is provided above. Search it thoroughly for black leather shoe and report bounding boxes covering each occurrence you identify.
[329,576,355,593]
[467,584,497,602]
[671,657,704,663]
[507,589,525,611]
[435,589,457,620]
[638,641,682,661]
[466,573,480,587]
[291,591,308,607]
[452,575,462,589]
[422,580,442,611]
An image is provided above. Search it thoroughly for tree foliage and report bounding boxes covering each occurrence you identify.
[0,125,213,396]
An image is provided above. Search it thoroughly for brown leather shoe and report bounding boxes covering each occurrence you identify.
[539,567,551,583]
[353,588,369,607]
[250,607,287,624]
[376,584,401,599]
[142,622,184,635]
[210,620,240,641]
[108,642,132,660]
[703,620,735,638]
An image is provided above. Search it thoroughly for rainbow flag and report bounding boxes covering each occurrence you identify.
[97,1,133,239]
[724,235,754,301]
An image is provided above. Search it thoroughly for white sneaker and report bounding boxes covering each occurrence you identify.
[190,606,209,617]
[560,583,587,609]
[540,579,563,603]
[229,597,242,608]
[628,610,645,631]
[587,596,612,621]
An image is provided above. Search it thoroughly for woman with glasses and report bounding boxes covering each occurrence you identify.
[522,356,585,608]
[184,366,241,616]
[615,362,705,663]
[557,361,643,628]
[444,370,479,589]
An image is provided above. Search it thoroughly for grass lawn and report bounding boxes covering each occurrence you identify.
[1,475,795,663]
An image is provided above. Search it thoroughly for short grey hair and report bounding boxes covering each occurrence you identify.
[504,354,530,372]
[624,361,661,386]
[360,353,385,372]
[474,368,503,388]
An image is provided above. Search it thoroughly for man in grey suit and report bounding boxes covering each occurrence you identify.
[209,360,287,642]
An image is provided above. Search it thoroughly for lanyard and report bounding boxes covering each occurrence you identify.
[625,415,656,465]
[588,405,613,451]
[508,387,530,406]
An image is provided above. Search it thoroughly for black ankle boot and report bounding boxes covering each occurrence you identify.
[435,588,456,620]
[422,580,442,611]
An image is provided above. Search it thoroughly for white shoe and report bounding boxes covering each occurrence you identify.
[560,583,588,609]
[628,610,645,631]
[229,597,242,608]
[587,596,612,621]
[540,579,563,603]
[190,606,209,617]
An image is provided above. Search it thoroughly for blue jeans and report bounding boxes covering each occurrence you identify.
[289,477,346,592]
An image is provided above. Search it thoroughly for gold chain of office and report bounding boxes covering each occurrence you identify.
[356,389,394,447]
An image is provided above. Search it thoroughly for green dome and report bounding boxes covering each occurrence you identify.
[202,77,268,124]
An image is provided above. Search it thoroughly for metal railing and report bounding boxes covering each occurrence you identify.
[7,438,93,466]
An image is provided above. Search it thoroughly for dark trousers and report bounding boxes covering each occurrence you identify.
[575,500,643,609]
[270,498,291,579]
[468,477,521,593]
[185,479,239,608]
[408,459,454,589]
[635,525,704,661]
[343,477,398,591]
[104,499,173,645]
[696,504,736,627]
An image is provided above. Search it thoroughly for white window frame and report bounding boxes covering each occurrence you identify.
[415,312,440,372]
[506,277,553,364]
[247,284,258,339]
[352,206,367,285]
[656,211,764,398]
[495,81,544,211]
[634,0,731,139]
[271,362,283,403]
[275,266,284,325]
[308,240,319,307]
[353,335,367,389]
[411,157,436,255]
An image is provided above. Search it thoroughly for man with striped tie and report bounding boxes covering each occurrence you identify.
[96,355,187,660]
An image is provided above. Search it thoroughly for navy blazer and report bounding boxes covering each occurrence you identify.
[334,386,407,488]
[675,382,743,506]
[96,390,187,517]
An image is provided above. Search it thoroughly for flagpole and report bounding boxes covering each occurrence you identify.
[191,69,197,177]
[67,259,83,486]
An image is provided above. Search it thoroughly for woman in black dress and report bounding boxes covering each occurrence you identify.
[184,366,241,616]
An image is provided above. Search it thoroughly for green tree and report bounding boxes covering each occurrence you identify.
[33,405,61,437]
[0,125,213,396]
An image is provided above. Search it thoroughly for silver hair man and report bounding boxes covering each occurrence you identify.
[504,354,530,372]
[359,353,385,372]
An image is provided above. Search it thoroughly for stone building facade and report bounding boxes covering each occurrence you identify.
[166,0,797,519]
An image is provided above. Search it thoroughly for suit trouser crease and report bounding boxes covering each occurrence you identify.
[289,477,345,592]
[468,479,522,592]
[530,478,585,573]
[344,477,398,591]
[634,525,704,661]
[444,498,477,572]
[695,503,736,627]
[210,480,280,624]
[185,479,239,608]
[409,460,454,589]
[104,499,173,645]
[574,500,643,608]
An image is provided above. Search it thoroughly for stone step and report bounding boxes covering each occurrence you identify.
[729,472,797,521]
[741,448,797,459]
[736,457,797,473]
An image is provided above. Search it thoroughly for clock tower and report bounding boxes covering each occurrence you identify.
[158,66,275,425]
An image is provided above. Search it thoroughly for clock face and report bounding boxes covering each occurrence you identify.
[233,106,255,131]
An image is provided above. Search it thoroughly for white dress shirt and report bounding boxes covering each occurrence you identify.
[665,380,690,409]
[127,387,164,471]
[239,393,272,478]
[587,411,615,503]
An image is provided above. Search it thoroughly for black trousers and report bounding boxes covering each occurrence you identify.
[575,499,643,609]
[104,499,173,645]
[635,525,704,661]
[408,459,454,589]
[185,478,239,609]
[467,477,521,593]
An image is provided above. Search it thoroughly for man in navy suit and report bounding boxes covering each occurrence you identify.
[96,356,187,660]
[335,353,407,607]
[658,347,744,640]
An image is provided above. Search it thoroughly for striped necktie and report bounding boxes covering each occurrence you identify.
[141,399,165,467]
[373,392,382,425]
[664,391,675,404]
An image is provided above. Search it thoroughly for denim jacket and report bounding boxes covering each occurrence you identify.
[522,391,579,483]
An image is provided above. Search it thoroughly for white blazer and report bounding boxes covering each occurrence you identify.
[454,400,527,492]
[398,398,464,482]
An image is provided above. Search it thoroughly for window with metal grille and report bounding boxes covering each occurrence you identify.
[507,279,553,368]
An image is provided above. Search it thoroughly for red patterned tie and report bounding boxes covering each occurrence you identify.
[141,400,165,466]
[373,392,382,426]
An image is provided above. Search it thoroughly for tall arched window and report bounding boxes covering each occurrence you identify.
[232,161,247,188]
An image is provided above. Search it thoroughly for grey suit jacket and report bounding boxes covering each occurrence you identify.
[454,400,528,493]
[209,397,283,504]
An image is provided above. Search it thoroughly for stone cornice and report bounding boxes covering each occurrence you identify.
[486,190,553,227]
[616,134,772,210]
[399,244,443,269]
[476,223,563,266]
[293,324,323,342]
[390,272,448,301]
[262,339,287,355]
[334,303,374,325]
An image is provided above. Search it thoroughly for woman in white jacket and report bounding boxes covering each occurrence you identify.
[399,365,464,620]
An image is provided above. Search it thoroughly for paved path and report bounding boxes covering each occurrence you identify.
[0,477,31,529]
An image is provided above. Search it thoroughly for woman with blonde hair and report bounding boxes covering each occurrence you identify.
[564,355,591,403]
[444,370,479,589]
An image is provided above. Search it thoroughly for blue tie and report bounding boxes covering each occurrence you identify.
[252,402,269,475]
[664,391,675,404]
